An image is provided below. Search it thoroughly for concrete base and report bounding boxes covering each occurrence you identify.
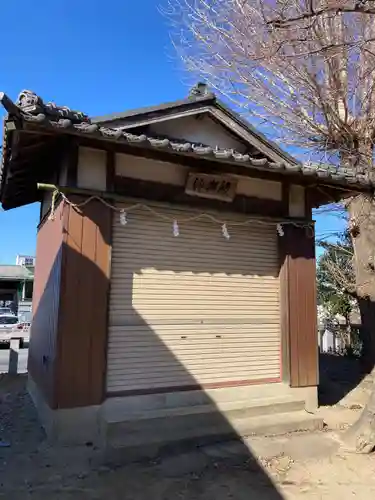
[27,376,102,445]
[28,375,320,449]
[291,385,318,413]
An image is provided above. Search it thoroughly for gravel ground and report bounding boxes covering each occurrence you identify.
[2,369,375,499]
[0,375,283,499]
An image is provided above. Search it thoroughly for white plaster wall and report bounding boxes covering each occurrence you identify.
[77,147,107,191]
[322,330,335,352]
[149,114,247,152]
[59,159,68,186]
[289,185,305,217]
[116,153,188,186]
[237,177,281,201]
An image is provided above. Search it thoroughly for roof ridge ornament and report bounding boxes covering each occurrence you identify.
[16,90,43,114]
[189,82,211,98]
[16,89,90,124]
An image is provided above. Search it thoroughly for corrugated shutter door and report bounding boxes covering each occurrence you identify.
[107,203,280,393]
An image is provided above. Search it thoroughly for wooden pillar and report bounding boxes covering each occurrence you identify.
[55,198,112,408]
[279,184,318,387]
[29,201,66,408]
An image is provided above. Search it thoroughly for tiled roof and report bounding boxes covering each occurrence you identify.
[92,92,216,125]
[1,89,374,190]
[0,265,34,280]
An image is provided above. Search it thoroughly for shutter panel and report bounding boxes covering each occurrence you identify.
[107,203,280,393]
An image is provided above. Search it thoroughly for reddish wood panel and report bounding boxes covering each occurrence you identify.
[28,201,65,408]
[55,198,111,408]
[279,225,318,387]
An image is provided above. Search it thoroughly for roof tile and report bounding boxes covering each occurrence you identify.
[1,89,373,191]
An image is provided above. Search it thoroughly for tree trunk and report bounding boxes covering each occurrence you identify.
[342,381,375,453]
[348,195,375,374]
[341,194,375,452]
[358,297,375,373]
[345,314,351,350]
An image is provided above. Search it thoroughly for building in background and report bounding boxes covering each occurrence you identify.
[0,255,35,321]
[317,304,361,354]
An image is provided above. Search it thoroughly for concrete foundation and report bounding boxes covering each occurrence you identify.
[28,376,102,445]
[28,376,320,448]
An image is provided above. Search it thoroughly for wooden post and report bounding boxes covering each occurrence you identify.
[55,199,112,408]
[8,338,20,375]
[279,224,318,387]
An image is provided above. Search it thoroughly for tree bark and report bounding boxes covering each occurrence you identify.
[358,297,375,373]
[348,195,375,374]
[341,194,375,452]
[345,314,351,351]
[342,380,375,453]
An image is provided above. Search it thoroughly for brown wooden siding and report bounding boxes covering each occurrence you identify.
[28,202,65,408]
[279,225,318,387]
[55,198,111,408]
[279,243,290,384]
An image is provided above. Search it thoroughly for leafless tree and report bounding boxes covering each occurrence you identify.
[163,0,375,452]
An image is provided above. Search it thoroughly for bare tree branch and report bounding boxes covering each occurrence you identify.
[163,0,375,453]
[267,1,375,29]
[162,0,375,164]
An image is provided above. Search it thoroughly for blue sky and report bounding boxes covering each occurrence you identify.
[0,0,341,263]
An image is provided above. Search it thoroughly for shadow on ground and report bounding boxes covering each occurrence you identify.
[0,379,286,499]
[13,203,289,498]
[319,353,367,406]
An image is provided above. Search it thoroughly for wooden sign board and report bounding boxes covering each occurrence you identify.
[185,173,237,202]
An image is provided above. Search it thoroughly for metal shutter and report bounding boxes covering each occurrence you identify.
[107,203,280,393]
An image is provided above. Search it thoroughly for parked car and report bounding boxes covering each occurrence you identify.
[17,322,31,331]
[0,307,14,316]
[0,315,19,344]
[16,322,31,344]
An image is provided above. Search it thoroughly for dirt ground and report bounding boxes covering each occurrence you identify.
[1,355,375,499]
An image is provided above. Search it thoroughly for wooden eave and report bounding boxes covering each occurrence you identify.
[1,119,371,211]
[1,86,373,210]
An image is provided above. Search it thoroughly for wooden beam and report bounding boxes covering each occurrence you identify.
[106,151,115,192]
[13,141,48,159]
[210,107,292,164]
[0,93,21,118]
[114,175,288,218]
[282,181,290,217]
[305,187,314,220]
[37,181,311,224]
[66,140,79,187]
[20,123,369,196]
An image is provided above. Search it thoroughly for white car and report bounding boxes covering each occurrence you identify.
[0,315,19,344]
[15,322,31,344]
[0,307,14,316]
